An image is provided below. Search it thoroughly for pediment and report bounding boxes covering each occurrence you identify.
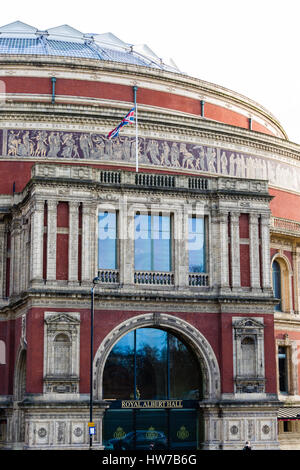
[45,312,80,325]
[233,318,264,329]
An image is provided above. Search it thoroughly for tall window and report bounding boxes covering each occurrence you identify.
[278,346,289,393]
[134,213,171,272]
[188,216,205,273]
[272,260,282,311]
[98,211,117,269]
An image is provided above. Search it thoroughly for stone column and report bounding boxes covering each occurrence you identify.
[260,214,271,291]
[81,203,93,284]
[46,200,57,282]
[0,222,6,299]
[30,200,45,286]
[68,201,79,284]
[19,222,26,293]
[230,211,240,289]
[119,195,133,286]
[249,213,261,290]
[10,218,22,296]
[219,211,230,291]
[174,205,187,287]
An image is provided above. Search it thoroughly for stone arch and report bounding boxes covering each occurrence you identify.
[93,313,221,400]
[271,253,293,313]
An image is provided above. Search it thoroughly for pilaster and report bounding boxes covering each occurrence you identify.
[230,211,241,289]
[46,200,57,283]
[30,199,45,286]
[249,213,261,291]
[260,214,272,292]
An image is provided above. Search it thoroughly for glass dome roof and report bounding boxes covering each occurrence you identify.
[0,21,181,73]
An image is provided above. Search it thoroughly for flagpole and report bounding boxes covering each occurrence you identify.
[133,86,138,172]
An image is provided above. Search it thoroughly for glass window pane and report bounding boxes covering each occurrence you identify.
[136,328,168,399]
[135,214,171,272]
[103,331,135,399]
[153,239,171,271]
[103,328,202,401]
[272,261,281,311]
[278,346,288,393]
[98,211,117,269]
[188,216,205,273]
[169,335,201,400]
[134,214,151,270]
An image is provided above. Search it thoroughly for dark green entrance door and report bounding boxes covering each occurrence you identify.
[103,405,199,450]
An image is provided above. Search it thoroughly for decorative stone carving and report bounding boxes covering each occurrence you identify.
[43,312,80,394]
[232,317,265,393]
[3,128,300,194]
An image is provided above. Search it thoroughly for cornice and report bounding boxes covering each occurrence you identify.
[0,105,298,162]
[0,54,287,138]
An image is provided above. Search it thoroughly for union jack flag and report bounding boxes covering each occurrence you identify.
[107,107,135,139]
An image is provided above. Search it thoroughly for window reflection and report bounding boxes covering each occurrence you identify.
[103,331,134,399]
[272,260,282,311]
[103,328,202,400]
[188,216,205,273]
[134,213,171,272]
[136,329,168,399]
[98,211,117,269]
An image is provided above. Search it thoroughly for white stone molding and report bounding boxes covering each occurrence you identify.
[30,200,45,285]
[271,253,293,314]
[46,200,57,282]
[93,312,221,401]
[232,317,265,394]
[230,212,240,288]
[249,213,261,290]
[276,334,299,396]
[0,222,6,299]
[261,213,271,290]
[81,203,92,284]
[43,312,81,394]
[0,339,5,364]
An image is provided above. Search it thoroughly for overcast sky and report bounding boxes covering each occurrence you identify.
[2,0,300,144]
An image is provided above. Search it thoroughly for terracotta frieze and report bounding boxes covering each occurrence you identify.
[1,128,300,194]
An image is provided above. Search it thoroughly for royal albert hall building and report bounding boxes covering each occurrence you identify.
[0,20,300,451]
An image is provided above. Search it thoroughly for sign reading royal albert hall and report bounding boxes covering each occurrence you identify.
[121,400,183,409]
[1,128,300,194]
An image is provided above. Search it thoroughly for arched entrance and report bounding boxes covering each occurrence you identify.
[94,313,220,450]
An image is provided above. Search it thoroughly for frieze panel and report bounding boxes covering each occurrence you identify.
[1,128,300,194]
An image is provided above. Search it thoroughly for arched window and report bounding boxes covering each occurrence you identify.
[272,260,282,311]
[103,328,202,400]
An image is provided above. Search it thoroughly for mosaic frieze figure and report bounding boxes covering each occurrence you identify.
[2,128,300,194]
